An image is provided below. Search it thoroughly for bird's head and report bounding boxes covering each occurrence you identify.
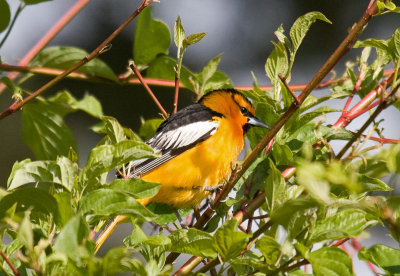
[199,89,269,133]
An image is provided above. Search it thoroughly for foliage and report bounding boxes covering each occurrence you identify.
[0,1,400,275]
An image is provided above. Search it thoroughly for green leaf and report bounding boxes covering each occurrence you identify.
[290,12,331,55]
[196,55,222,93]
[0,0,10,32]
[81,139,157,186]
[264,159,286,213]
[109,178,161,199]
[309,209,377,243]
[18,212,34,251]
[265,41,288,100]
[183,32,206,49]
[358,174,391,192]
[213,219,250,261]
[22,102,78,160]
[296,162,331,204]
[359,244,400,275]
[101,116,126,144]
[48,90,103,118]
[270,198,318,240]
[308,247,354,276]
[169,228,217,258]
[390,27,400,61]
[0,187,60,224]
[139,118,163,140]
[134,7,171,66]
[54,215,90,262]
[31,46,118,81]
[8,156,75,191]
[146,55,196,92]
[54,192,75,226]
[272,143,293,166]
[79,189,156,220]
[145,202,191,225]
[255,235,281,266]
[174,15,185,49]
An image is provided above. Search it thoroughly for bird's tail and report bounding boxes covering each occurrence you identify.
[94,198,151,253]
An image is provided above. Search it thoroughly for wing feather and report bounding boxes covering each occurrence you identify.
[127,120,220,177]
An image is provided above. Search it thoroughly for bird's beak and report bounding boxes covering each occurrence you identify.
[247,116,269,129]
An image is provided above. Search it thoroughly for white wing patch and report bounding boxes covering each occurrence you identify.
[148,120,220,153]
[127,120,220,176]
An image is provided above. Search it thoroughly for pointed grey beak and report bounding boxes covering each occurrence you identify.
[247,116,269,129]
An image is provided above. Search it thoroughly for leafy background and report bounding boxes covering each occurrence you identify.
[1,0,400,275]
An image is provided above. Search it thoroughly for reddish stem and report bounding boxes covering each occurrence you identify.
[351,238,379,275]
[342,73,364,113]
[0,250,20,276]
[0,0,91,93]
[173,76,180,114]
[129,62,168,118]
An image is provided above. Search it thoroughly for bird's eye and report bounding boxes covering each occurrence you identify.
[240,106,249,115]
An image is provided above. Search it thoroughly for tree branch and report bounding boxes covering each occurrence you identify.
[0,0,154,121]
[0,250,20,276]
[0,0,91,94]
[129,62,169,118]
[168,1,380,272]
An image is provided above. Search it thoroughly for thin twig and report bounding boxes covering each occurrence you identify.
[0,0,153,121]
[337,82,399,159]
[0,250,20,276]
[173,75,180,114]
[129,62,168,118]
[278,73,301,105]
[0,0,91,94]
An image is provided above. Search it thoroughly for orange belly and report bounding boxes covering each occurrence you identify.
[138,122,244,208]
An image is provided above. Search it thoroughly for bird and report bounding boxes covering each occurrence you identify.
[95,89,268,252]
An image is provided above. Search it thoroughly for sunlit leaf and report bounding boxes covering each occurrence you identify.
[79,189,156,220]
[169,228,217,258]
[359,244,400,275]
[309,209,378,243]
[290,11,331,55]
[308,247,354,276]
[8,156,75,191]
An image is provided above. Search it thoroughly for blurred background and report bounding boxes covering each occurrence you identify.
[1,0,399,274]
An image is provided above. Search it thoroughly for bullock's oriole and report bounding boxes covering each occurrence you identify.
[95,89,268,252]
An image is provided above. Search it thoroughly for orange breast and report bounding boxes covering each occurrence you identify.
[138,118,244,208]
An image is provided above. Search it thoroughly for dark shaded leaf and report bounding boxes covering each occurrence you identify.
[139,118,163,140]
[22,102,78,160]
[134,7,171,66]
[0,0,10,32]
[213,219,250,261]
[109,178,161,199]
[31,46,118,81]
[0,187,60,225]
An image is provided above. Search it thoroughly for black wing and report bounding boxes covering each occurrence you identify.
[126,103,222,177]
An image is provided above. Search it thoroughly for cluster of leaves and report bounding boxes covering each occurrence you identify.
[1,1,400,275]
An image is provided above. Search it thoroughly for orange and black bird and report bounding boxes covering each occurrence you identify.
[95,89,268,252]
